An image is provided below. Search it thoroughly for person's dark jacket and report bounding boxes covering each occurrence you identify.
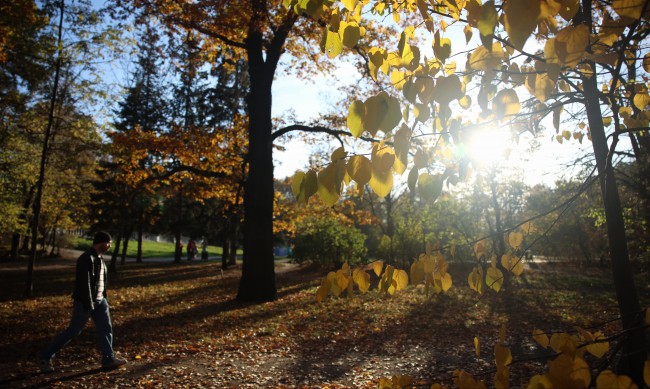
[71,248,107,311]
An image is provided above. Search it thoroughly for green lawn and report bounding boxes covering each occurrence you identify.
[73,237,230,259]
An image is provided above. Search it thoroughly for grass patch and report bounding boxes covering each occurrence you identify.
[72,237,238,259]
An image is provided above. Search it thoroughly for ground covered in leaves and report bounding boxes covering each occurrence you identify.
[0,255,648,388]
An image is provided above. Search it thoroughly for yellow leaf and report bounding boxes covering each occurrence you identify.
[495,344,512,367]
[474,240,487,260]
[474,336,480,357]
[555,25,589,68]
[645,307,650,325]
[433,75,464,104]
[372,260,384,277]
[464,24,473,43]
[644,359,650,386]
[347,100,365,137]
[454,370,487,389]
[468,43,506,71]
[433,30,452,63]
[390,69,407,90]
[414,102,430,122]
[586,331,609,358]
[317,163,343,206]
[323,28,343,59]
[493,89,521,118]
[478,1,498,48]
[364,91,402,134]
[468,266,484,294]
[368,47,388,81]
[393,269,409,290]
[486,267,504,292]
[612,0,647,20]
[533,329,550,348]
[644,52,650,73]
[439,272,452,292]
[347,155,372,187]
[353,268,371,293]
[527,374,553,389]
[553,104,563,131]
[336,270,350,290]
[331,146,347,162]
[550,332,577,355]
[291,171,305,199]
[459,95,472,109]
[528,72,556,103]
[316,276,332,302]
[504,0,541,51]
[508,231,524,249]
[596,370,637,389]
[633,92,650,110]
[341,0,357,11]
[292,170,318,204]
[341,22,361,48]
[410,261,424,286]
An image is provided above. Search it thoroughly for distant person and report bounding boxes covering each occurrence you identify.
[37,231,127,373]
[187,239,197,260]
[201,239,208,261]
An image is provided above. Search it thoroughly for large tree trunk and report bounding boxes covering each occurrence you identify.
[583,61,646,382]
[237,4,296,301]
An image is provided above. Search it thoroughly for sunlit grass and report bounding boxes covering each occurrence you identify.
[72,237,235,258]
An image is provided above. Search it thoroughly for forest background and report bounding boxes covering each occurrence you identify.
[1,0,649,387]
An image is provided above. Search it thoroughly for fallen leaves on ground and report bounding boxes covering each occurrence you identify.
[0,258,645,388]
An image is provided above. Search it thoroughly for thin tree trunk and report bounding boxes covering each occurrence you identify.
[583,52,646,381]
[25,0,65,297]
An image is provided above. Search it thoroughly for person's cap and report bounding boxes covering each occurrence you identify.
[93,231,112,244]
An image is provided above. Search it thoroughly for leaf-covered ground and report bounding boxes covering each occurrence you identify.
[0,256,647,388]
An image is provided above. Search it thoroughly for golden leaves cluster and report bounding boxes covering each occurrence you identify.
[288,0,650,208]
[315,253,452,301]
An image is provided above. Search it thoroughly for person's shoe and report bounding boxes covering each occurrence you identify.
[37,358,54,373]
[102,356,127,369]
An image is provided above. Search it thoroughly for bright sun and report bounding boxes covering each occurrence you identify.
[465,126,513,168]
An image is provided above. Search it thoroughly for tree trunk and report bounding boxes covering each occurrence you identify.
[109,234,122,273]
[583,60,646,382]
[136,222,143,263]
[221,238,229,270]
[25,0,65,297]
[236,6,290,302]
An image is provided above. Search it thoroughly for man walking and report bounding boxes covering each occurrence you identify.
[37,231,127,373]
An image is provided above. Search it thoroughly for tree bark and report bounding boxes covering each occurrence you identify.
[236,50,277,301]
[583,60,646,382]
[237,2,296,301]
[25,0,65,297]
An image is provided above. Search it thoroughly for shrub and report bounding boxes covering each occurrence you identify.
[292,217,367,267]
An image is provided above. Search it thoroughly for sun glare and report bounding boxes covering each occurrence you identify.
[465,126,513,168]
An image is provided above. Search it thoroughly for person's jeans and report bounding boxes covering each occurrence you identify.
[39,298,115,365]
